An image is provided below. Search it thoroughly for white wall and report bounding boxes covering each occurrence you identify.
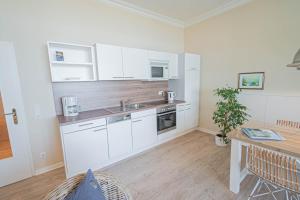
[239,93,300,131]
[0,0,184,171]
[185,0,300,132]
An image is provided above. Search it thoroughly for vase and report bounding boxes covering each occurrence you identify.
[215,135,228,147]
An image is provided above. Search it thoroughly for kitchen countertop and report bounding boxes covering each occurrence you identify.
[57,100,185,126]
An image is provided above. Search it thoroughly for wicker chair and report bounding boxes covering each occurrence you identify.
[247,145,300,200]
[43,172,132,200]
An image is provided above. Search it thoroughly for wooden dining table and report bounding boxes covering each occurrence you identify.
[229,128,300,194]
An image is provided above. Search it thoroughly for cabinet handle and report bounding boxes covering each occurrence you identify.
[112,77,123,79]
[124,77,134,79]
[78,122,94,127]
[65,77,81,80]
[132,119,142,123]
[94,128,107,132]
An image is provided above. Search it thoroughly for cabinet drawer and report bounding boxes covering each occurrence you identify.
[177,103,190,111]
[131,109,156,119]
[61,118,107,134]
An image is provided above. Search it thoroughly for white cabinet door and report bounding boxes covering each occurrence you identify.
[148,50,169,61]
[176,110,185,134]
[184,69,193,104]
[185,68,200,104]
[185,53,200,70]
[184,105,194,130]
[184,104,199,130]
[63,127,109,177]
[123,48,148,80]
[96,44,124,80]
[132,114,157,151]
[190,69,200,105]
[107,120,132,159]
[168,53,178,79]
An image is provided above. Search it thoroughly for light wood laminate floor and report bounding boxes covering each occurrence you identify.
[0,131,258,200]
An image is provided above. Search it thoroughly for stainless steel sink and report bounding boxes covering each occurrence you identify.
[125,103,146,110]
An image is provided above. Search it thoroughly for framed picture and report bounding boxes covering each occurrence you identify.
[238,72,265,90]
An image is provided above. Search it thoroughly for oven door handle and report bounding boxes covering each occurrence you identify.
[157,111,176,116]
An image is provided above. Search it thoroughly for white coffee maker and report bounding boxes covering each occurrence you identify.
[62,96,79,116]
[167,91,176,103]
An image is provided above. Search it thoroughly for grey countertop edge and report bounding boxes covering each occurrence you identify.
[57,100,185,126]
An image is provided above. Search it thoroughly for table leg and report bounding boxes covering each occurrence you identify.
[230,139,242,194]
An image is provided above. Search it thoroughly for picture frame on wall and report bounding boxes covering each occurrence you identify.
[238,72,265,90]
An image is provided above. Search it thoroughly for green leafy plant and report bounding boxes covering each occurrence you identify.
[212,87,249,144]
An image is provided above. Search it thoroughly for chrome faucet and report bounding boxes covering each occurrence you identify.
[120,99,130,111]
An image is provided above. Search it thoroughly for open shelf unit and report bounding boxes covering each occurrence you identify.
[47,42,97,82]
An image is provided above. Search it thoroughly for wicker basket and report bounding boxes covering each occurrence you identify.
[43,172,132,200]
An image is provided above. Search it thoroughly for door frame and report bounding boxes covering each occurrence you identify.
[0,41,34,184]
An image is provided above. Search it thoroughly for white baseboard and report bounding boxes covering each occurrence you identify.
[197,127,218,135]
[34,162,64,176]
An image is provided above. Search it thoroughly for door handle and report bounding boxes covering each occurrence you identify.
[3,108,18,124]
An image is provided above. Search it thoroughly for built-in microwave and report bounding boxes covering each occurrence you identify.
[150,60,169,80]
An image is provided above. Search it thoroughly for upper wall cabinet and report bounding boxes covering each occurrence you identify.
[96,44,123,80]
[148,50,178,79]
[47,42,97,82]
[96,45,149,80]
[122,48,148,80]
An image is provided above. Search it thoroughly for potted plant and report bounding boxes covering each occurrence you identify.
[212,87,249,146]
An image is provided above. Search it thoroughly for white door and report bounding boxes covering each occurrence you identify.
[96,44,124,80]
[0,42,32,187]
[123,47,148,80]
[107,120,132,159]
[63,127,109,178]
[132,115,157,151]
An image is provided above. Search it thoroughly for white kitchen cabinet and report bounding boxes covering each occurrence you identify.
[176,103,198,133]
[168,53,178,79]
[185,53,201,70]
[169,53,200,130]
[123,47,148,80]
[176,108,185,133]
[47,42,97,82]
[63,126,109,177]
[107,119,132,159]
[132,111,157,151]
[184,104,199,130]
[148,50,178,79]
[148,50,169,61]
[185,68,200,105]
[96,44,123,80]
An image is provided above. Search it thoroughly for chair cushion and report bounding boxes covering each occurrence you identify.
[65,169,106,200]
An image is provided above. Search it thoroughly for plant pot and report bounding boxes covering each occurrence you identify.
[215,135,228,147]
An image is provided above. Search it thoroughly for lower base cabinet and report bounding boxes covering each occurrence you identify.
[132,114,157,151]
[63,127,109,177]
[61,105,196,178]
[107,119,132,159]
[176,103,199,132]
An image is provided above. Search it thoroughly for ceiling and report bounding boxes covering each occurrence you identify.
[103,0,252,27]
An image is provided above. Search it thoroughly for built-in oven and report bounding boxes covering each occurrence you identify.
[157,105,176,135]
[150,60,169,80]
